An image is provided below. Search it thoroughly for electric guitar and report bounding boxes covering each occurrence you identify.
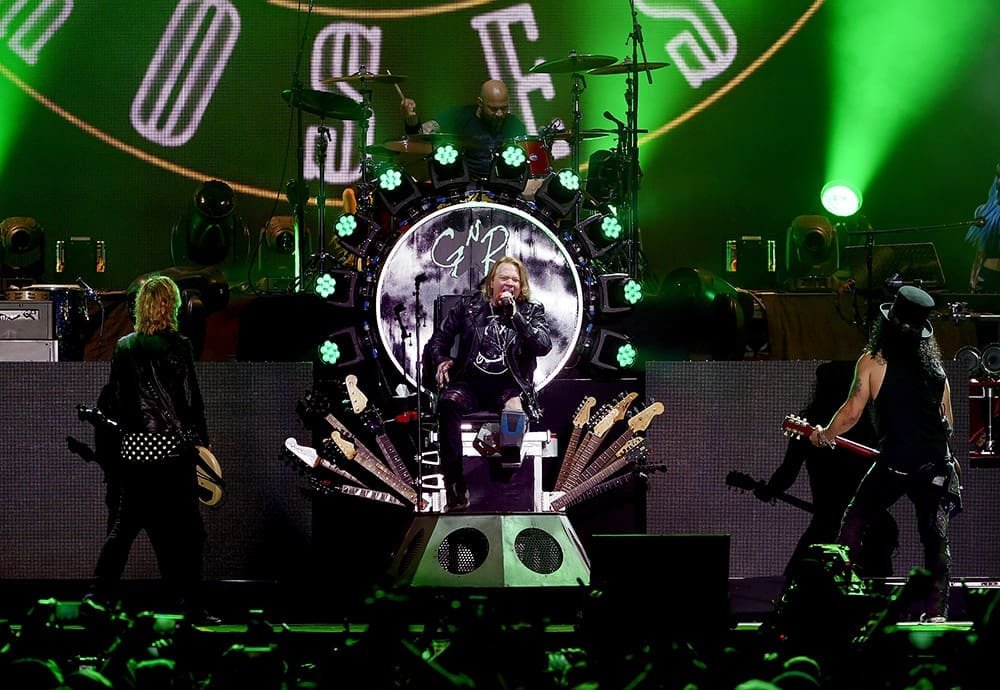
[559,392,639,491]
[297,390,390,472]
[327,430,426,509]
[725,470,815,513]
[553,396,596,491]
[550,437,647,511]
[282,437,405,507]
[781,415,878,458]
[577,401,665,483]
[77,404,224,507]
[344,375,414,484]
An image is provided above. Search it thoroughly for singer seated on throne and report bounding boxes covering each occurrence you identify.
[423,256,552,513]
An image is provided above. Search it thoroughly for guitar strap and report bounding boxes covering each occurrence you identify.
[147,363,224,486]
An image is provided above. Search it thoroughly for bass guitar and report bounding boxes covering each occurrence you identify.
[725,470,814,513]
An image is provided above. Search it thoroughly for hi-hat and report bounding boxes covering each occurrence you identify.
[588,60,670,75]
[281,88,366,120]
[528,53,617,74]
[321,69,407,86]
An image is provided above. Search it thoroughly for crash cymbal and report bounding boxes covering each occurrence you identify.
[528,53,617,74]
[321,69,407,86]
[551,130,612,141]
[373,140,432,157]
[380,133,483,154]
[281,88,366,120]
[588,60,670,75]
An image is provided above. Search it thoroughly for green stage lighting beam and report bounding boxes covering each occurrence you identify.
[827,0,992,195]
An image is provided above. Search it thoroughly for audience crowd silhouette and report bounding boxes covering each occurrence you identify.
[2,564,1000,689]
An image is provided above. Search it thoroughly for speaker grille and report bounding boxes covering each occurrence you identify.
[398,527,428,574]
[437,527,490,574]
[514,527,563,574]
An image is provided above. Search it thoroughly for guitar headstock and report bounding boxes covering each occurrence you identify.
[591,392,639,437]
[725,470,760,492]
[344,375,369,416]
[572,396,597,429]
[327,430,358,461]
[626,401,665,433]
[781,414,814,440]
[617,436,648,464]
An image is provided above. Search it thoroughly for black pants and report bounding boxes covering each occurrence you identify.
[437,379,519,495]
[838,462,952,617]
[94,460,205,610]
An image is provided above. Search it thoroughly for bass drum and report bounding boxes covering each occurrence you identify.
[374,196,583,392]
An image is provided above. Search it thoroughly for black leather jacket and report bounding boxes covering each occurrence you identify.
[107,331,209,445]
[425,293,551,419]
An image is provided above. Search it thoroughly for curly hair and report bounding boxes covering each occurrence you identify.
[481,256,531,302]
[134,275,181,335]
[866,316,943,380]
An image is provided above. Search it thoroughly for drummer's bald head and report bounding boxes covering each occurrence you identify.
[477,80,510,130]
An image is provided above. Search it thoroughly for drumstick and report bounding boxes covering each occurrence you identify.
[386,69,406,101]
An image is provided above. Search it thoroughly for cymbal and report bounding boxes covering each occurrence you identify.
[379,134,483,155]
[528,53,617,74]
[552,130,611,141]
[588,60,670,75]
[321,69,407,86]
[281,88,366,120]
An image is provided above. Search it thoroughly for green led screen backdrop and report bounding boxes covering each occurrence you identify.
[1,1,998,293]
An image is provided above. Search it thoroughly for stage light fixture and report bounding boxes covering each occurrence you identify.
[595,273,643,314]
[585,328,638,371]
[304,267,358,308]
[575,211,624,258]
[335,213,357,239]
[534,168,582,220]
[334,212,383,258]
[316,326,364,369]
[785,214,839,290]
[1,216,45,282]
[820,181,863,218]
[488,142,530,195]
[256,216,301,290]
[374,162,421,215]
[429,143,470,191]
[171,180,249,267]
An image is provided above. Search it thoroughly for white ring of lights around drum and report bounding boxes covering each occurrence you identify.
[374,200,583,392]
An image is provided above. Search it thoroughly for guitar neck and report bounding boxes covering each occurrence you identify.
[374,433,414,484]
[832,435,879,458]
[552,454,633,511]
[347,443,423,508]
[578,431,633,483]
[554,426,586,490]
[560,432,605,491]
[553,473,635,511]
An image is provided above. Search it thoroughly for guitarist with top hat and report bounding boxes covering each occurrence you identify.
[809,286,960,622]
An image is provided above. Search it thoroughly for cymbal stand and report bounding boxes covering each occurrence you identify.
[570,71,587,226]
[301,122,338,286]
[356,82,377,186]
[624,0,653,280]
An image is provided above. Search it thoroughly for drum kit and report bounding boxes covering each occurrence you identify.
[279,51,668,284]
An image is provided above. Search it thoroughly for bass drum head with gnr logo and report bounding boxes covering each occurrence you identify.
[374,199,583,391]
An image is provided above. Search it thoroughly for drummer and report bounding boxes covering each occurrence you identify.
[400,79,527,180]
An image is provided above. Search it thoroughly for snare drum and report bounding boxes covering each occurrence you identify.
[6,284,88,360]
[514,136,552,178]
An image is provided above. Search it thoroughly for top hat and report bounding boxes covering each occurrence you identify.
[879,285,934,338]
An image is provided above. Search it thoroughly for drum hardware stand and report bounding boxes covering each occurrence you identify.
[623,0,654,280]
[298,123,340,289]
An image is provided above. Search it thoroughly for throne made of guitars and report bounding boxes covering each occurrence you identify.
[426,293,558,513]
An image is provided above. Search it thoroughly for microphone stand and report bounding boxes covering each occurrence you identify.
[412,275,428,502]
[847,217,983,337]
[286,2,316,292]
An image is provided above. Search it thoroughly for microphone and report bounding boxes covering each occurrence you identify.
[393,303,409,339]
[499,290,515,316]
[76,276,99,302]
[393,303,405,315]
[414,273,429,284]
[972,217,987,227]
[603,111,625,128]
